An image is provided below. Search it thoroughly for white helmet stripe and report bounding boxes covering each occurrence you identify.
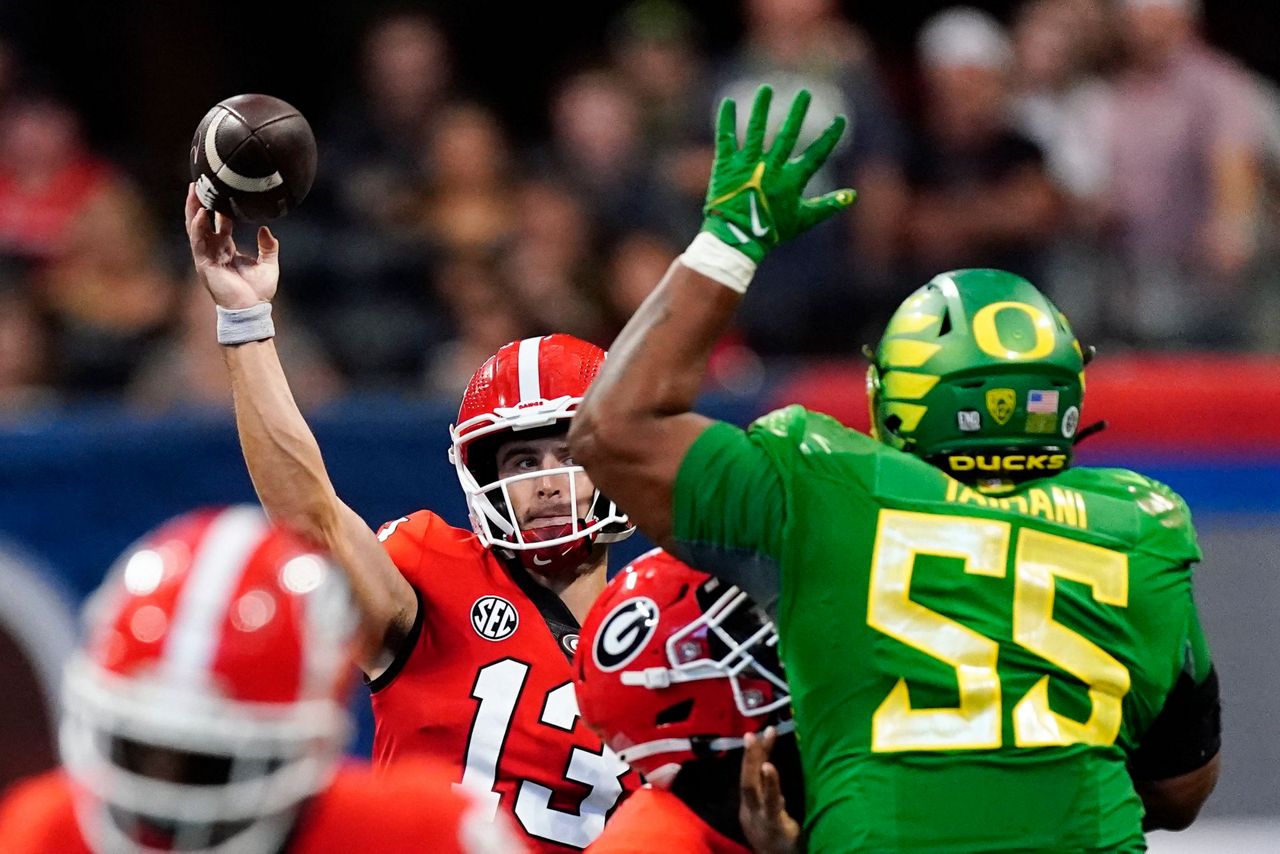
[517,336,544,403]
[161,507,267,686]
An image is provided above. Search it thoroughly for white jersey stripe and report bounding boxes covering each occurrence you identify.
[161,507,267,686]
[517,336,544,403]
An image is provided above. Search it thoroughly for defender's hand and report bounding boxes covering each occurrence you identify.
[185,183,279,310]
[740,727,801,854]
[702,85,856,264]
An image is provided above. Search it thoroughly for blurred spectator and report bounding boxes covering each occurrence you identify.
[500,178,608,344]
[0,95,116,264]
[279,10,452,389]
[1009,0,1116,342]
[0,282,57,418]
[34,176,180,394]
[539,69,664,241]
[128,284,344,414]
[608,0,707,151]
[313,9,453,232]
[902,7,1059,286]
[711,0,909,354]
[1011,0,1113,201]
[416,101,516,256]
[1092,0,1267,347]
[606,0,714,239]
[602,230,676,337]
[424,254,529,398]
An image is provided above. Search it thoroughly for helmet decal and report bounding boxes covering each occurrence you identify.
[593,597,659,672]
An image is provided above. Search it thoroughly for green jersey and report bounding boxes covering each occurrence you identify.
[673,406,1210,852]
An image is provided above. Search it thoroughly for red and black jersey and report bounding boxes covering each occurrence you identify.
[0,761,517,854]
[372,510,640,852]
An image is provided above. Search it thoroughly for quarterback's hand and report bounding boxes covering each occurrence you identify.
[702,85,856,263]
[739,727,801,854]
[185,183,279,310]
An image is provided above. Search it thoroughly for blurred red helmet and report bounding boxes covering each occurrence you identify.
[60,505,358,853]
[574,549,791,788]
[449,334,633,575]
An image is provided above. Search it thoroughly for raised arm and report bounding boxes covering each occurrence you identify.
[184,186,415,674]
[570,86,856,544]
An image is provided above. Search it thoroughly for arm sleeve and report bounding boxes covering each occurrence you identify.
[1130,603,1221,781]
[671,419,790,612]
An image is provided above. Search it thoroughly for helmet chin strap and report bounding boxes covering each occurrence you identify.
[506,522,596,577]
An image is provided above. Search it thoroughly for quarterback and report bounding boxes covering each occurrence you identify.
[570,86,1221,851]
[184,189,639,852]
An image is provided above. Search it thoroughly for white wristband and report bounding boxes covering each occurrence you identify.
[678,232,757,294]
[216,303,275,345]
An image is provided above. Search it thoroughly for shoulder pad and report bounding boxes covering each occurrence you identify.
[1079,468,1201,565]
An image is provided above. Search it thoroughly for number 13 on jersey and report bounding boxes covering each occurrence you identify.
[868,509,1130,752]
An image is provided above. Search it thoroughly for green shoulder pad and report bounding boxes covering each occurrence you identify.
[1095,468,1202,565]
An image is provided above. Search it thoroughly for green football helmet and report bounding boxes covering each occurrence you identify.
[867,269,1086,484]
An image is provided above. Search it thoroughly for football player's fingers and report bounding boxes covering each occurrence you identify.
[184,183,201,231]
[739,731,766,809]
[715,97,739,161]
[799,188,858,230]
[743,84,773,158]
[257,226,279,264]
[189,207,215,257]
[768,89,811,166]
[213,210,234,237]
[794,114,847,180]
[761,761,786,817]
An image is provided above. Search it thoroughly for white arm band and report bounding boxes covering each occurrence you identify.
[678,232,758,295]
[216,303,275,345]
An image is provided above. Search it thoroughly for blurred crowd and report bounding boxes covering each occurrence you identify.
[1,0,1278,417]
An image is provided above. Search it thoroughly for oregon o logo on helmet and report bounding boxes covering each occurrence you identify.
[471,596,519,641]
[972,301,1056,361]
[593,597,659,671]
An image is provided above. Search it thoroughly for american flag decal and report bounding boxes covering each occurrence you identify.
[1027,390,1059,414]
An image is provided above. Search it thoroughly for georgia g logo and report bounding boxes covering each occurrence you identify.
[593,597,659,672]
[471,596,519,641]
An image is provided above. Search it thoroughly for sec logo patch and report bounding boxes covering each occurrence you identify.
[471,596,519,641]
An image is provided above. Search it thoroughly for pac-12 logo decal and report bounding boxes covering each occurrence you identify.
[593,597,659,671]
[471,596,519,641]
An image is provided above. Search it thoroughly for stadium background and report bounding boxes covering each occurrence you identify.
[0,1,1276,850]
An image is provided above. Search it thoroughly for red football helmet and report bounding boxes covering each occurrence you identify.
[449,334,633,575]
[574,549,791,788]
[60,506,358,854]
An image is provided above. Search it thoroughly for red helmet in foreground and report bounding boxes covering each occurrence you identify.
[60,506,358,853]
[574,549,791,788]
[450,334,634,575]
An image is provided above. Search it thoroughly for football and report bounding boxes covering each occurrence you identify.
[190,93,317,223]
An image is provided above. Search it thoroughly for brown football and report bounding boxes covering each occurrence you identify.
[190,93,317,223]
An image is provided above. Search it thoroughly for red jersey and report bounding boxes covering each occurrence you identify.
[586,786,749,854]
[0,761,521,854]
[372,510,640,852]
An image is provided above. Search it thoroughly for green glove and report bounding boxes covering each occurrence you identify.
[701,85,857,264]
